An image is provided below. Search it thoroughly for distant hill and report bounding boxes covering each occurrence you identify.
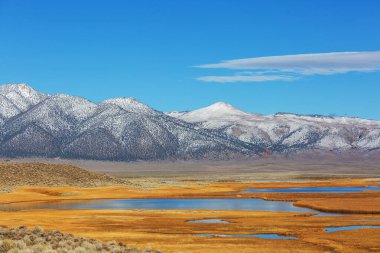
[0,83,379,161]
[0,162,127,191]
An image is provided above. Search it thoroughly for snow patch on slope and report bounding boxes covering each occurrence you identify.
[101,98,158,115]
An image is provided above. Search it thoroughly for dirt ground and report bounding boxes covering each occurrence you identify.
[6,157,380,179]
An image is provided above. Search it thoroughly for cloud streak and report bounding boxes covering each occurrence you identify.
[197,75,296,83]
[195,51,380,82]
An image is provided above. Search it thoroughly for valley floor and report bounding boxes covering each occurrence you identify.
[0,160,380,252]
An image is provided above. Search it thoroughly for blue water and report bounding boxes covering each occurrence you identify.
[0,198,319,213]
[245,186,380,193]
[197,233,297,240]
[250,234,297,240]
[188,219,230,224]
[325,225,380,232]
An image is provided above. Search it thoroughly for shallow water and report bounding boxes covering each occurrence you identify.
[0,198,320,213]
[325,225,380,232]
[245,186,380,193]
[188,219,230,224]
[197,233,297,239]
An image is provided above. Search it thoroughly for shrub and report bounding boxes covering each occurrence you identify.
[73,246,86,253]
[0,239,14,252]
[32,227,44,235]
[15,240,27,250]
[0,226,161,253]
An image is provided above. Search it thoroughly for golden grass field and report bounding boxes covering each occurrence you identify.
[1,175,380,252]
[0,179,380,252]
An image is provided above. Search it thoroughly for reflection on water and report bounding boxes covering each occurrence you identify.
[197,233,297,240]
[0,198,319,213]
[325,225,380,232]
[245,186,380,193]
[188,219,230,224]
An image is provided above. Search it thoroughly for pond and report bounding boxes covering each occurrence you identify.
[188,219,230,224]
[0,198,320,214]
[245,186,380,193]
[197,233,297,240]
[325,225,380,232]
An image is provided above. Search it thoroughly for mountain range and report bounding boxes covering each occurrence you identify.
[0,83,379,161]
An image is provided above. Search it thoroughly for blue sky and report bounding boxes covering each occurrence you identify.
[1,0,380,119]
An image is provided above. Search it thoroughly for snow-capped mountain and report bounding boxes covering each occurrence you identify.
[0,83,379,161]
[168,102,254,128]
[168,102,380,154]
[0,84,254,160]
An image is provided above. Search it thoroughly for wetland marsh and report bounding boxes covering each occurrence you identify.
[1,160,380,252]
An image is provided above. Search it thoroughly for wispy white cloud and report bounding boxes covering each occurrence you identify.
[195,51,380,82]
[197,74,296,83]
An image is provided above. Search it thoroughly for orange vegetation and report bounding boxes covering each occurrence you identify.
[0,209,379,252]
[0,178,380,252]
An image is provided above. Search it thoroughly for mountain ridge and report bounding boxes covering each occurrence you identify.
[0,83,379,161]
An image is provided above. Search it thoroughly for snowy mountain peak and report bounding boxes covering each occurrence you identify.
[0,83,30,91]
[0,83,47,113]
[0,83,41,98]
[49,93,96,105]
[168,101,252,126]
[209,101,234,108]
[101,97,158,115]
[202,102,248,115]
[44,94,97,119]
